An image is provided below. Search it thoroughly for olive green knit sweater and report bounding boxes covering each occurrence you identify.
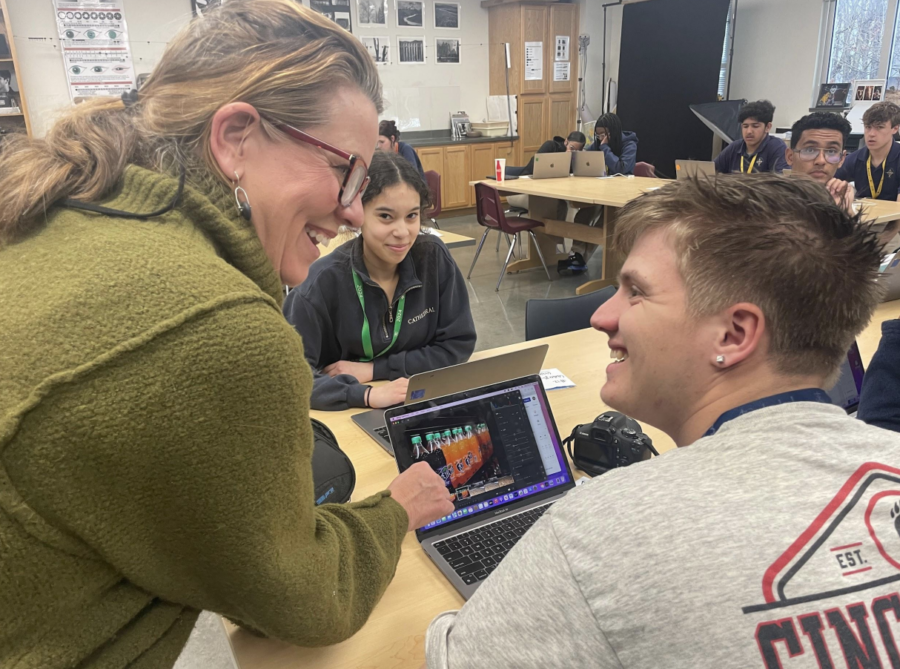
[0,166,408,667]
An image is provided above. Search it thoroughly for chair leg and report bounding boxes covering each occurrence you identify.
[430,217,440,230]
[467,228,491,279]
[496,232,517,291]
[529,230,552,282]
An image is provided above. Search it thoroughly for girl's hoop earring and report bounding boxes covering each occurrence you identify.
[233,170,252,221]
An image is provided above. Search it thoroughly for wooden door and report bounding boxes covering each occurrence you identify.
[469,144,498,206]
[548,3,578,96]
[520,4,547,95]
[519,95,547,165]
[418,147,444,176]
[443,145,470,209]
[549,95,574,141]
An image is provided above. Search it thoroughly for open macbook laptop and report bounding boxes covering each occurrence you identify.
[827,341,866,415]
[675,159,716,180]
[572,150,605,177]
[385,374,576,599]
[351,344,549,455]
[532,153,572,179]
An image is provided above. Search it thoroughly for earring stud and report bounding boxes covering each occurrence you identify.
[716,355,725,364]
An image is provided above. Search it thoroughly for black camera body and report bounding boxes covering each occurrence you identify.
[565,411,657,477]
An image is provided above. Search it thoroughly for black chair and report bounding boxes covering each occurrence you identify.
[524,286,616,340]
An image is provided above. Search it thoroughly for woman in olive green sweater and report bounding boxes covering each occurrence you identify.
[0,2,454,667]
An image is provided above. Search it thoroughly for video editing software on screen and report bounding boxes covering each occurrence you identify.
[390,381,570,531]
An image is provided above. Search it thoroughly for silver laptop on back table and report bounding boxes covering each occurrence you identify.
[385,373,576,599]
[532,153,571,179]
[572,150,606,177]
[351,344,549,455]
[675,159,716,180]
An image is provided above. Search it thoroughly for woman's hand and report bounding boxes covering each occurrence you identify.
[323,360,374,382]
[367,377,409,408]
[388,462,456,531]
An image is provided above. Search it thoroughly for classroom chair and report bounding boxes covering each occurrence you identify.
[424,170,441,229]
[470,182,552,291]
[524,286,616,340]
[634,162,657,178]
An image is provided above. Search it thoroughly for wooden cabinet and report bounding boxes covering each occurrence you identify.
[418,147,444,176]
[469,144,498,206]
[442,145,471,209]
[0,0,32,137]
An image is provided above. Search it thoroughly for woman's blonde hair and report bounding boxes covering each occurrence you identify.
[0,0,382,246]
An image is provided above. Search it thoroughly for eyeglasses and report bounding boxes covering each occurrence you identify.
[264,116,370,208]
[795,147,843,164]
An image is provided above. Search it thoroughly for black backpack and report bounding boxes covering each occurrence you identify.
[311,418,356,505]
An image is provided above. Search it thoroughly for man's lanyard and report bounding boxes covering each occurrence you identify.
[867,154,886,198]
[740,153,758,174]
[352,269,405,362]
[703,388,833,437]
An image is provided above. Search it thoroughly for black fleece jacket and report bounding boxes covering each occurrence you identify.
[284,234,476,410]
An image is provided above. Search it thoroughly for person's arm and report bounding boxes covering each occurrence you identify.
[771,139,789,173]
[601,141,637,175]
[858,319,900,432]
[399,143,426,177]
[373,249,476,380]
[283,287,369,410]
[714,142,732,174]
[6,297,408,646]
[425,515,620,668]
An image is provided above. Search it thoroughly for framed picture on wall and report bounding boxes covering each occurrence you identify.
[853,79,885,103]
[435,37,460,64]
[309,0,353,32]
[397,1,424,28]
[358,0,388,26]
[815,83,851,109]
[361,36,391,65]
[398,36,425,63]
[434,2,459,29]
[190,0,213,17]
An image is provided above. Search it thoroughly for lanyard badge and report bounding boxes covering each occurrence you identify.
[867,154,886,198]
[352,269,405,362]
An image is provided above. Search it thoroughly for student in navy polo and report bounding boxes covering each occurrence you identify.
[714,100,788,174]
[834,101,900,201]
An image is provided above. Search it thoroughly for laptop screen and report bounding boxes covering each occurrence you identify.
[826,341,866,413]
[387,378,573,533]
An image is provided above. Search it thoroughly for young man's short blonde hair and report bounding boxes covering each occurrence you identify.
[614,174,883,379]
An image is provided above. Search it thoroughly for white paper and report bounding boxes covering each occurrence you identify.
[423,228,443,237]
[540,368,575,391]
[555,35,569,62]
[53,0,136,102]
[525,41,543,81]
[486,94,517,134]
[553,62,570,82]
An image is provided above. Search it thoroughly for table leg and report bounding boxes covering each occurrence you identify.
[576,206,623,295]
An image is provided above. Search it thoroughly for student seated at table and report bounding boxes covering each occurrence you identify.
[284,151,476,411]
[786,111,855,212]
[834,101,900,201]
[858,315,900,432]
[714,99,788,174]
[377,119,425,176]
[425,174,900,668]
[585,112,638,175]
[505,131,586,177]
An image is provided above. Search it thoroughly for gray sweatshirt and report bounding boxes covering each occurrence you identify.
[426,402,900,668]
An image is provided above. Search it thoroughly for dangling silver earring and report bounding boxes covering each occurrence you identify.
[716,355,725,364]
[233,170,252,221]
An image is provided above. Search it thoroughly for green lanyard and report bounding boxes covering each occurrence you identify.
[352,269,405,362]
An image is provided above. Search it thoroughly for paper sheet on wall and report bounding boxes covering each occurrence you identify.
[525,41,543,81]
[540,368,575,391]
[553,62,570,82]
[555,36,569,62]
[53,0,136,103]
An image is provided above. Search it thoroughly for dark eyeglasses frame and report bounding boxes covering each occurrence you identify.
[263,116,370,207]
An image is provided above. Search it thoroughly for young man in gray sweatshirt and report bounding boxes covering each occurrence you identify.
[425,174,900,668]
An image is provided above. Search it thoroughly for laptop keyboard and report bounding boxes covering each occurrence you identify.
[432,503,552,586]
[374,425,389,442]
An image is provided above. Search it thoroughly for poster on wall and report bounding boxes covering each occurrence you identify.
[434,2,460,29]
[555,35,569,62]
[357,0,387,26]
[362,36,391,65]
[852,79,885,103]
[53,0,137,103]
[398,36,425,63]
[397,1,424,28]
[553,61,570,82]
[435,38,460,64]
[310,1,353,32]
[524,41,542,81]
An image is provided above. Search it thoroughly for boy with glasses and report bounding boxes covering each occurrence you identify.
[786,112,854,213]
[834,101,900,201]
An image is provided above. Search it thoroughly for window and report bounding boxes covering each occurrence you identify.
[827,0,889,82]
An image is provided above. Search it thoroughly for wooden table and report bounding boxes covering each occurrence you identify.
[226,299,899,669]
[318,229,475,259]
[473,177,900,296]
